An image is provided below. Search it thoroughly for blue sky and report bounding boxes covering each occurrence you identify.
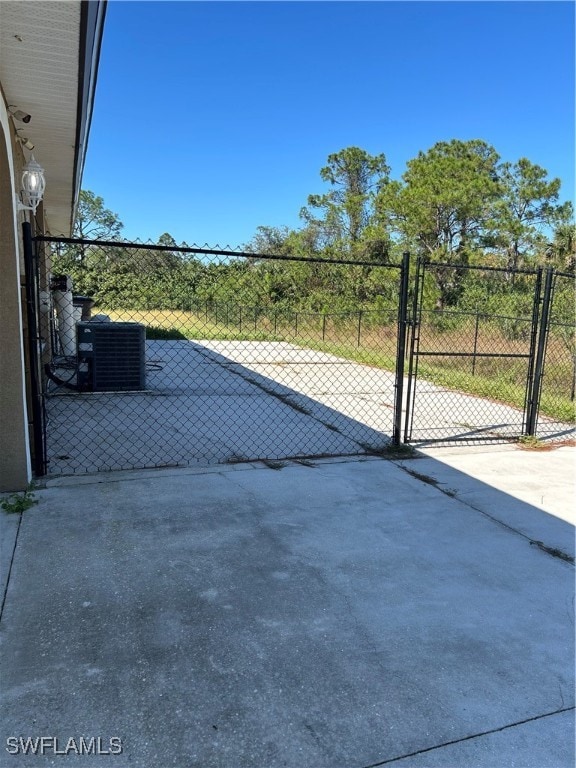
[83,1,575,247]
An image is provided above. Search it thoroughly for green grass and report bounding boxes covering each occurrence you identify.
[103,308,284,342]
[145,326,188,340]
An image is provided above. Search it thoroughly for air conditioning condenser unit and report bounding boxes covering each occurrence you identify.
[77,322,146,392]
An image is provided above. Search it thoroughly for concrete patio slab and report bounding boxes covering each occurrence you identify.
[45,339,395,475]
[388,709,574,767]
[1,456,574,767]
[46,391,363,474]
[416,444,576,528]
[0,513,19,607]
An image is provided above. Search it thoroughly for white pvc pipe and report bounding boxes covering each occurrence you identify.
[53,290,76,356]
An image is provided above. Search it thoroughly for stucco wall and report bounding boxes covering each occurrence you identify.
[0,97,32,491]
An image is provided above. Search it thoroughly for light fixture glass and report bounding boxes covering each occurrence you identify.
[20,155,45,213]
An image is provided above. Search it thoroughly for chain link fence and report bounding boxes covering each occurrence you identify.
[31,235,575,474]
[39,238,403,474]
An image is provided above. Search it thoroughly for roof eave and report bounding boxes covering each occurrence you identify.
[71,0,107,234]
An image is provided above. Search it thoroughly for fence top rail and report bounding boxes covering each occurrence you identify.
[420,259,541,277]
[34,235,400,270]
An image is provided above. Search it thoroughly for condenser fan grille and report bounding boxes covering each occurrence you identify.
[77,322,146,391]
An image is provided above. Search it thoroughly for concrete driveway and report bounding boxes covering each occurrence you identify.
[1,452,574,767]
[45,339,575,476]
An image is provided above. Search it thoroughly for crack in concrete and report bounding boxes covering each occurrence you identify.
[394,460,575,566]
[0,511,24,624]
[359,706,576,767]
[530,539,574,564]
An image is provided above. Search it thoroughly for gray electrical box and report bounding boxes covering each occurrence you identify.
[77,322,146,392]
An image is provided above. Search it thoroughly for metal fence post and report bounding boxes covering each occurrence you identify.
[22,222,46,476]
[523,268,542,434]
[403,256,424,443]
[472,310,480,376]
[526,267,554,436]
[357,310,362,347]
[393,252,410,446]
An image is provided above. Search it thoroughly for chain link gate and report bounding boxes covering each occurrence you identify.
[31,231,406,475]
[404,258,575,445]
[535,269,576,441]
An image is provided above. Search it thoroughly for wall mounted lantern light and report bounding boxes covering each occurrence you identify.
[16,155,46,213]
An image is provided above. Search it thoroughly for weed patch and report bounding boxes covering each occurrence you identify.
[1,485,38,514]
[517,435,551,451]
[261,460,287,470]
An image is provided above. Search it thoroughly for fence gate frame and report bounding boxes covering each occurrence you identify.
[524,266,555,436]
[403,257,557,445]
[392,251,410,445]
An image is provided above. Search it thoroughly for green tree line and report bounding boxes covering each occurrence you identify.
[52,140,574,321]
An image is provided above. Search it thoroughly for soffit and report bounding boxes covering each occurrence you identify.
[0,1,81,235]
